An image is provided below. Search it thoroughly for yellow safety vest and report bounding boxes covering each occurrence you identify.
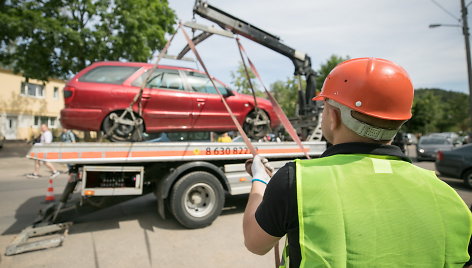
[281,154,472,267]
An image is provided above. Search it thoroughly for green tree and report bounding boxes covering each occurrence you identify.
[230,61,265,95]
[405,90,443,134]
[405,88,470,134]
[0,0,176,81]
[270,78,303,118]
[315,54,350,91]
[264,55,349,119]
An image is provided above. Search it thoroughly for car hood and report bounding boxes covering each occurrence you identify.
[233,92,271,106]
[417,144,453,151]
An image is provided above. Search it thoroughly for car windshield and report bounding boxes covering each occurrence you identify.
[419,138,450,145]
[79,66,139,84]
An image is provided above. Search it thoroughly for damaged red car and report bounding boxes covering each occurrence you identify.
[60,61,279,141]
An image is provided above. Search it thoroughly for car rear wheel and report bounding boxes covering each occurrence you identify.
[102,111,144,142]
[243,109,271,140]
[462,169,472,188]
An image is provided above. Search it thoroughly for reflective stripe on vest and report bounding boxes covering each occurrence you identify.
[287,154,472,268]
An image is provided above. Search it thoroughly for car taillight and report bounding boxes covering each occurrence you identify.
[437,151,443,161]
[63,86,75,105]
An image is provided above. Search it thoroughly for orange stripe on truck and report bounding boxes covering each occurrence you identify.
[132,151,193,157]
[81,152,102,158]
[46,152,59,159]
[62,152,79,159]
[105,151,131,158]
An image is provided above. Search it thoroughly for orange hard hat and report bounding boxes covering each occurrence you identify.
[313,57,414,120]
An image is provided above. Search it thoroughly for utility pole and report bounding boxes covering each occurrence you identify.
[460,0,472,125]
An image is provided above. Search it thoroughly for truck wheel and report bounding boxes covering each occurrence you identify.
[169,171,225,229]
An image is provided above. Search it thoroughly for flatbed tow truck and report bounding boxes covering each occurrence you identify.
[5,1,327,256]
[4,140,325,256]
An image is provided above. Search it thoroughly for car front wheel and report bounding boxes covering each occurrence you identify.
[243,109,271,140]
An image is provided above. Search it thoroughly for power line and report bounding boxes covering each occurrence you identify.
[431,0,461,21]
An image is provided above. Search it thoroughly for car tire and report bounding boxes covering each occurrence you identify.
[102,111,144,142]
[169,171,225,229]
[462,169,472,188]
[243,109,271,140]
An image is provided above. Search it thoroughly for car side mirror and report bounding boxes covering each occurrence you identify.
[224,89,234,97]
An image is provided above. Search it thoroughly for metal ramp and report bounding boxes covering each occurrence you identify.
[5,222,72,256]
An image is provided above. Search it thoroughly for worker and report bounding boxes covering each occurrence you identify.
[217,132,232,143]
[243,58,472,267]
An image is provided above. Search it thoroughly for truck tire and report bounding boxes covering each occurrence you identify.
[169,171,225,229]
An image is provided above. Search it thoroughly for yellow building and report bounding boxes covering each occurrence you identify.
[0,68,65,140]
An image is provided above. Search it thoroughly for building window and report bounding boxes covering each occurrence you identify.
[34,116,57,128]
[21,82,44,98]
[53,87,59,98]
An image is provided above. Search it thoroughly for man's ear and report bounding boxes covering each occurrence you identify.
[329,107,341,131]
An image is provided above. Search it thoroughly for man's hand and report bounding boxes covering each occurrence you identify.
[250,155,274,184]
[243,155,280,255]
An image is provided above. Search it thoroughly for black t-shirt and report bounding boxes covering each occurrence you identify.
[255,142,416,268]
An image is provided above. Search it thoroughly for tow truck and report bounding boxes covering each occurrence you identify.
[5,1,326,255]
[4,141,325,256]
[183,0,322,140]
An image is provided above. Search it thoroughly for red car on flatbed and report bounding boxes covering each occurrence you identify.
[60,61,280,141]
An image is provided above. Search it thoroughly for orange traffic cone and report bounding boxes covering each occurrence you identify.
[45,178,55,202]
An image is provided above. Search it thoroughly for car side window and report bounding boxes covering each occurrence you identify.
[79,66,139,84]
[132,69,184,90]
[186,72,228,95]
[161,72,184,90]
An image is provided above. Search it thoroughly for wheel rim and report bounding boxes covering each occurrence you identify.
[466,172,472,187]
[183,183,216,218]
[104,112,143,141]
[244,110,270,140]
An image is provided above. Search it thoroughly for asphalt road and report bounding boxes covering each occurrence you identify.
[0,143,470,268]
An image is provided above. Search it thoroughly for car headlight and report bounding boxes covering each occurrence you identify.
[418,148,425,153]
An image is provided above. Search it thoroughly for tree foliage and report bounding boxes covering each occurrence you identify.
[265,54,347,118]
[230,61,262,95]
[404,88,470,134]
[315,54,350,91]
[0,0,176,81]
[271,78,304,118]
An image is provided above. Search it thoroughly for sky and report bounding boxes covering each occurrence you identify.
[161,0,470,94]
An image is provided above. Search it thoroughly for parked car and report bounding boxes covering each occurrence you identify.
[435,144,472,187]
[60,61,280,141]
[416,135,457,161]
[429,132,460,139]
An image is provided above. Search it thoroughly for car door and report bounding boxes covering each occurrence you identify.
[139,69,193,132]
[183,71,245,130]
